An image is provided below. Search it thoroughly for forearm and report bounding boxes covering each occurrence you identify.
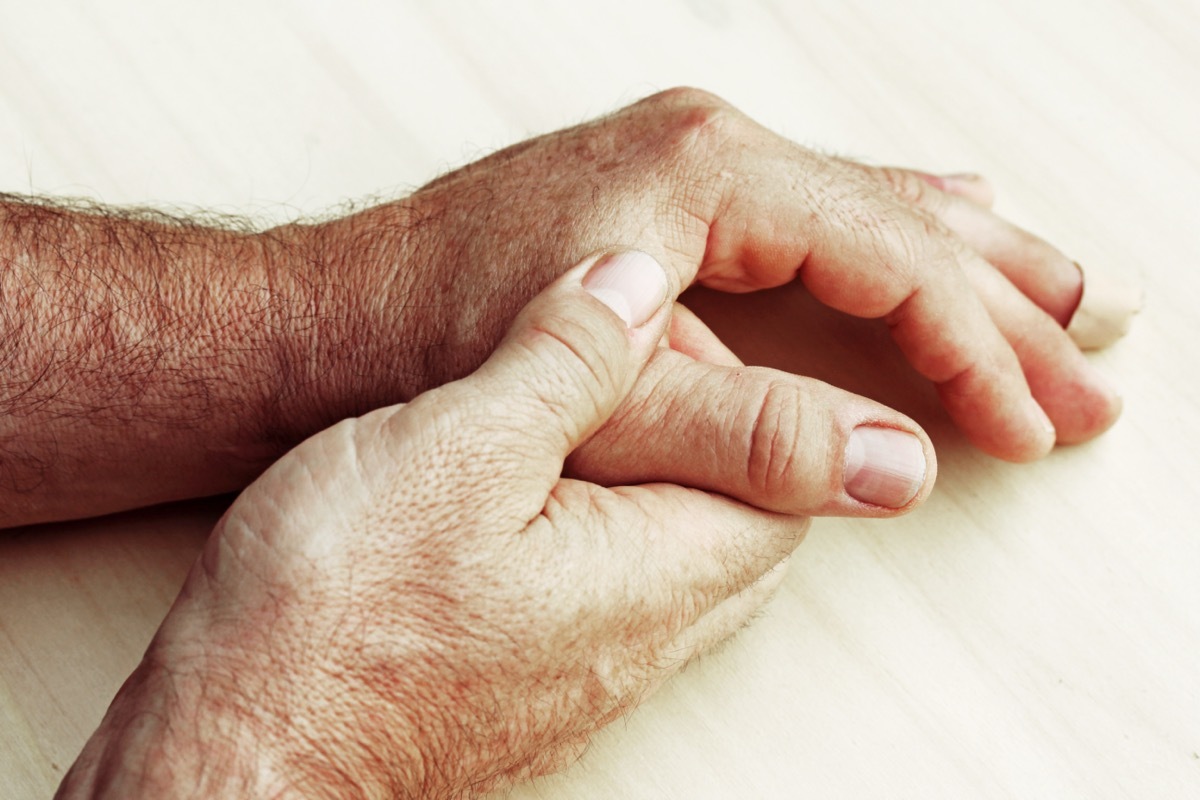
[0,196,427,527]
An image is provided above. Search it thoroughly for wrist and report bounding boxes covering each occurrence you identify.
[60,628,441,800]
[56,650,295,799]
[257,199,441,437]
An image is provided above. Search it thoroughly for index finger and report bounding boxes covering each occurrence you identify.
[804,200,1055,460]
[533,480,808,621]
[674,105,1055,459]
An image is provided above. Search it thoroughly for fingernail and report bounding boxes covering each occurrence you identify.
[583,251,669,328]
[843,426,926,508]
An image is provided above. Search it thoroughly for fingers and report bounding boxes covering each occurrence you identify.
[867,165,1132,438]
[922,180,1084,327]
[515,480,804,734]
[688,138,1060,460]
[462,250,675,462]
[673,107,1128,458]
[866,164,1084,326]
[540,480,808,616]
[568,348,935,515]
[877,165,1141,348]
[961,259,1122,443]
[798,205,1057,461]
[883,243,1059,461]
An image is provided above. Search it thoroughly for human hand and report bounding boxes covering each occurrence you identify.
[0,88,1131,528]
[57,251,837,798]
[290,88,1123,488]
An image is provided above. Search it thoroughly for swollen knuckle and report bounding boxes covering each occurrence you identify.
[865,201,960,281]
[636,87,744,167]
[624,89,754,251]
[641,86,733,114]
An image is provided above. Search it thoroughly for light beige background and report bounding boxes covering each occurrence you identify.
[1,1,1197,797]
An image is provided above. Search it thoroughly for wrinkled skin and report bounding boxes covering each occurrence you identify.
[59,257,813,798]
[294,88,1117,520]
[57,89,1122,798]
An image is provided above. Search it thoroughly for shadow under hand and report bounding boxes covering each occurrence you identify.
[684,282,972,462]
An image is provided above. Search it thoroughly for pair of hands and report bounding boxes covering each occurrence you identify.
[59,89,1126,798]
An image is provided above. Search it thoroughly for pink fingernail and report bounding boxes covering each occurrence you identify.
[582,251,669,328]
[843,426,927,508]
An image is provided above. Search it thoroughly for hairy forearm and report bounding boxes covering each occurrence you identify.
[0,195,426,527]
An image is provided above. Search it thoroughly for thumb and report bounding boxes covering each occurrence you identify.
[465,250,674,461]
[568,351,936,517]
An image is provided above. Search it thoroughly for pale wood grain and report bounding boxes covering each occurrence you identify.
[1,1,1197,797]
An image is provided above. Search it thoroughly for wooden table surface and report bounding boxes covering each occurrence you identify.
[2,1,1197,797]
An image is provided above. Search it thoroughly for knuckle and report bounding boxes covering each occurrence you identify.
[744,379,811,508]
[877,166,933,205]
[623,88,750,251]
[849,200,967,318]
[519,309,624,429]
[640,85,734,114]
[635,86,744,168]
[887,208,951,271]
[819,204,921,317]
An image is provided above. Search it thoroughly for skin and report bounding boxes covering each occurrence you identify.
[57,257,808,798]
[0,88,1122,796]
[2,88,1117,528]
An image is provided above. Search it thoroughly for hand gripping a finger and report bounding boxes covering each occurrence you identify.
[129,250,817,798]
